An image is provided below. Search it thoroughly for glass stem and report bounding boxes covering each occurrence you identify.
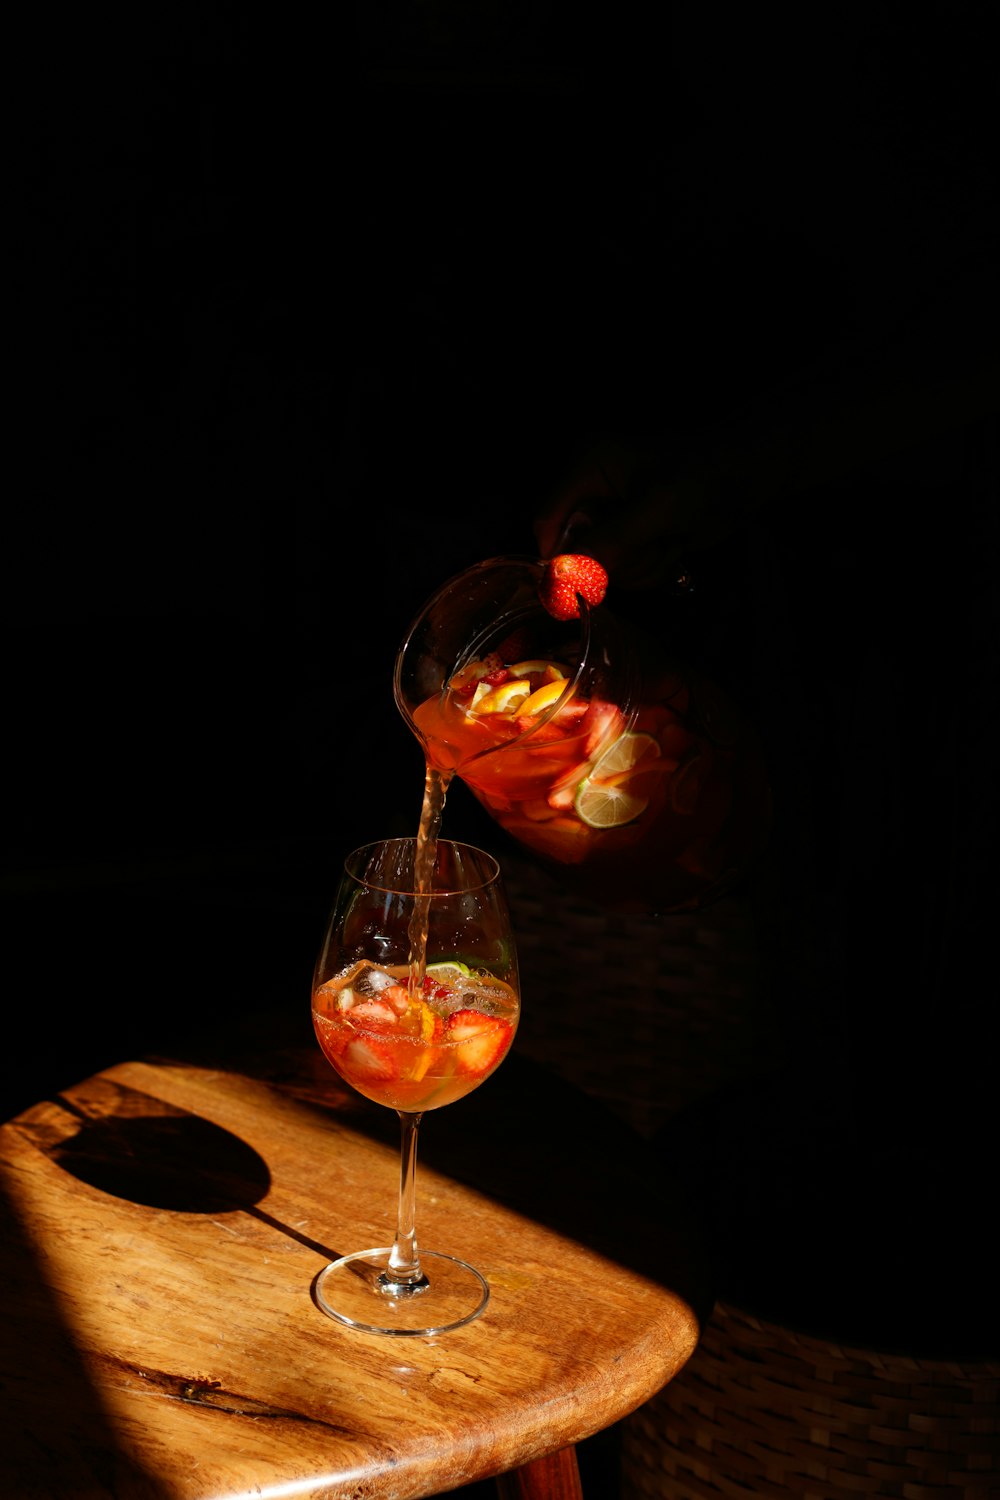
[381,1110,429,1296]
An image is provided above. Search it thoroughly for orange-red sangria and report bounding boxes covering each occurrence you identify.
[310,836,518,1335]
[396,555,770,915]
[313,960,518,1112]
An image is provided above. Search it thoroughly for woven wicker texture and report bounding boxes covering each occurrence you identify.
[502,851,783,1140]
[619,1300,1000,1500]
[500,850,997,1500]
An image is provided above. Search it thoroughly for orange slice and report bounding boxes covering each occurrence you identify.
[520,677,572,716]
[472,679,532,715]
[508,659,564,679]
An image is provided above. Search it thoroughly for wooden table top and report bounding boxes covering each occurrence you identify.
[0,1038,708,1500]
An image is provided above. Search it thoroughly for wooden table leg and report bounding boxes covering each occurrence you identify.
[494,1446,584,1500]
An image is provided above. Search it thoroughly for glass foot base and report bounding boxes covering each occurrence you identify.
[314,1247,490,1336]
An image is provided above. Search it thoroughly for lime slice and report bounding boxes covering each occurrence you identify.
[574,731,661,829]
[574,778,649,828]
[426,961,471,981]
[591,730,660,779]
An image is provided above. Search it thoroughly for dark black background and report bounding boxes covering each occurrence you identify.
[7,3,999,1367]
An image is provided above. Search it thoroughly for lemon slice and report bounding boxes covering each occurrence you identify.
[574,731,661,828]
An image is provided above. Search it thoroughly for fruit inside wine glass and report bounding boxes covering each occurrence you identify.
[311,836,519,1336]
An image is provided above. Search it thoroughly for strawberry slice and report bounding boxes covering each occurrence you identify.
[448,652,508,695]
[381,984,412,1016]
[516,707,588,746]
[547,761,590,809]
[582,699,626,756]
[349,999,399,1025]
[446,1010,514,1077]
[538,554,608,622]
[495,627,533,660]
[340,1036,397,1083]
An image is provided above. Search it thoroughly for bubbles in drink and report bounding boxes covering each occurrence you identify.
[312,957,517,1111]
[469,981,517,1017]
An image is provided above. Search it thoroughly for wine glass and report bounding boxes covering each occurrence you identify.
[311,836,520,1336]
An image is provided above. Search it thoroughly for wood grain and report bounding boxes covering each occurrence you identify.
[0,1046,707,1499]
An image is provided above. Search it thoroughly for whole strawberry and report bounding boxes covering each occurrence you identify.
[538,554,609,622]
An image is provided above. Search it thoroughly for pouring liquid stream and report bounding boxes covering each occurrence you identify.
[406,763,454,990]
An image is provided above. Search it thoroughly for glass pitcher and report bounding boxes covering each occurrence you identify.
[394,555,770,916]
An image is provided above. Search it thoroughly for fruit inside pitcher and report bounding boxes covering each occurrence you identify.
[401,558,770,914]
